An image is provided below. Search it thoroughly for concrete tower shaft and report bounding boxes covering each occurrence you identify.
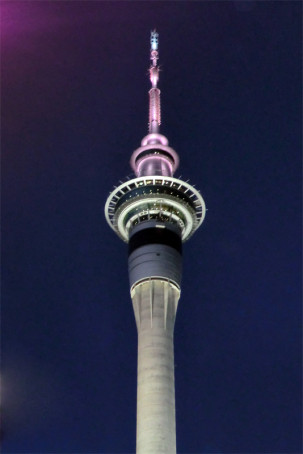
[131,280,180,453]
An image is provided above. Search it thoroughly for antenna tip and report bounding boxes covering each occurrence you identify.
[150,30,159,51]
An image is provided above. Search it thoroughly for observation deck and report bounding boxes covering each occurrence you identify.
[105,175,206,243]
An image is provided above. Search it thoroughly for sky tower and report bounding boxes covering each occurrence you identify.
[105,31,206,453]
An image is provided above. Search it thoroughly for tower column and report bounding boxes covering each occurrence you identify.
[131,280,180,454]
[105,30,206,454]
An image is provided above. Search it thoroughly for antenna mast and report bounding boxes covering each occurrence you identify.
[149,30,161,133]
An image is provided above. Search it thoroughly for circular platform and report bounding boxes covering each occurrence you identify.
[105,176,206,242]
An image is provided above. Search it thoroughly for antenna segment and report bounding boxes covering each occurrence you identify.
[128,31,180,178]
[149,30,161,133]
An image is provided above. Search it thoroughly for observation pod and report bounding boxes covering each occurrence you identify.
[104,30,206,454]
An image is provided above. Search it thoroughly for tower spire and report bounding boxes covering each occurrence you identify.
[149,30,161,133]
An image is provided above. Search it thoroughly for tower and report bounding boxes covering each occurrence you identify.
[105,31,206,453]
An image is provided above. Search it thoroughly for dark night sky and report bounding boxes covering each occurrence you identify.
[1,1,302,453]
